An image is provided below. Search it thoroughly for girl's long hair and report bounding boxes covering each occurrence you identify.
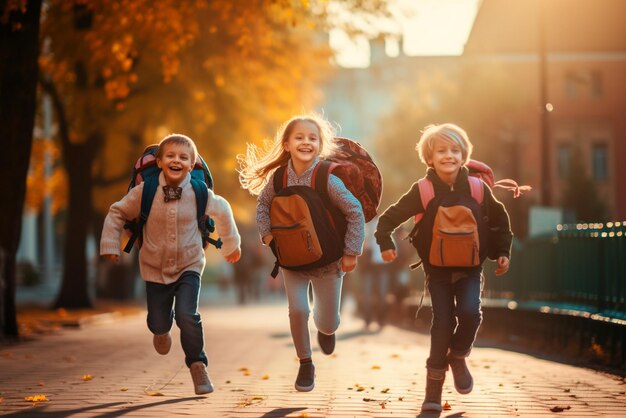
[237,114,339,196]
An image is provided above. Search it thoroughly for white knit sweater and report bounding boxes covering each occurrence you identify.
[100,172,241,284]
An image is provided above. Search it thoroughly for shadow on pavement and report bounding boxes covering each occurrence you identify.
[4,398,205,418]
[259,407,307,417]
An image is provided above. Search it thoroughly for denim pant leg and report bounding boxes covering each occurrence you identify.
[450,271,483,358]
[145,281,176,336]
[426,272,457,371]
[173,271,208,367]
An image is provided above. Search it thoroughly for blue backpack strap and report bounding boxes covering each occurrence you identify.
[124,175,158,253]
[190,177,222,249]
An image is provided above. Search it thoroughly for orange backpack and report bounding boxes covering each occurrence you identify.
[409,160,530,270]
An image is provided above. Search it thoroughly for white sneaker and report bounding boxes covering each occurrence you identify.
[190,361,214,395]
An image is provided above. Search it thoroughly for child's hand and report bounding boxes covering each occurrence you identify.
[225,248,241,263]
[102,254,119,263]
[381,249,397,263]
[262,234,273,246]
[341,254,357,272]
[495,256,510,276]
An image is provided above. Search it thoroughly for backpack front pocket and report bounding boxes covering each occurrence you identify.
[429,228,479,267]
[271,218,323,267]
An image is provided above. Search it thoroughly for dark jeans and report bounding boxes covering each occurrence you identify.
[145,271,207,367]
[426,269,483,371]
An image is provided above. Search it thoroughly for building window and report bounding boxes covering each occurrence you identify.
[590,71,603,98]
[557,143,571,179]
[592,143,608,181]
[564,70,603,99]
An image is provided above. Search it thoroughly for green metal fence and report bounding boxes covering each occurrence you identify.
[483,221,626,319]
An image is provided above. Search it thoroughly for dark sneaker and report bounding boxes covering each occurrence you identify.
[190,361,214,395]
[421,369,446,412]
[153,332,172,355]
[294,361,315,392]
[448,354,473,394]
[317,331,335,355]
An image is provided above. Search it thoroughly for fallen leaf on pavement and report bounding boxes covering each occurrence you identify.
[443,401,451,410]
[24,395,49,402]
[371,365,381,370]
[145,391,164,396]
[381,388,390,393]
[81,374,93,381]
[238,395,265,407]
[261,374,269,380]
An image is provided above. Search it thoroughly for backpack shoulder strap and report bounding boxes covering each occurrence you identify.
[190,177,208,221]
[468,176,484,204]
[414,178,435,223]
[190,177,222,249]
[123,175,158,253]
[273,165,288,194]
[312,160,334,206]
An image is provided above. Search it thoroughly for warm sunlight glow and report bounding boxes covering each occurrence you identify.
[330,0,479,68]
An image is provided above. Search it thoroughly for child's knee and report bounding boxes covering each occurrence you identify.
[288,307,310,323]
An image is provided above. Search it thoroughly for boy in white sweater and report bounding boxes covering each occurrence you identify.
[100,134,241,395]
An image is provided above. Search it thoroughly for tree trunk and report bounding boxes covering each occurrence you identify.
[53,136,101,309]
[0,0,42,338]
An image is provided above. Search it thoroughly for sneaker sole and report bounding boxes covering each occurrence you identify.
[455,380,473,395]
[421,401,442,412]
[195,385,214,395]
[294,382,315,392]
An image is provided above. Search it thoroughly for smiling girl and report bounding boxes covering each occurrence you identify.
[238,114,365,392]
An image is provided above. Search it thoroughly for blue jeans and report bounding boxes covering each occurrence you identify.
[145,271,207,368]
[426,269,483,371]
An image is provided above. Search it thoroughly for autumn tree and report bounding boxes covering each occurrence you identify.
[39,0,393,308]
[0,0,42,338]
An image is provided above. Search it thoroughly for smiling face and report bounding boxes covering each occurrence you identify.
[428,137,463,183]
[156,142,194,187]
[283,120,321,173]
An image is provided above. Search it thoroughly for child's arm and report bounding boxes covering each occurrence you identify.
[375,182,423,261]
[327,175,365,272]
[100,185,143,259]
[206,189,242,261]
[484,186,513,261]
[256,176,275,246]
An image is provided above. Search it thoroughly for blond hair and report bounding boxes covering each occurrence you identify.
[157,133,198,165]
[416,123,473,167]
[237,114,339,195]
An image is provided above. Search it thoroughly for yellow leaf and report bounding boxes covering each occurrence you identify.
[81,374,93,381]
[24,394,49,402]
[381,388,390,393]
[371,365,381,369]
[145,391,164,396]
[261,374,269,380]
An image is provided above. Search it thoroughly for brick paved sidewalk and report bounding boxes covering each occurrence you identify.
[1,300,625,417]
